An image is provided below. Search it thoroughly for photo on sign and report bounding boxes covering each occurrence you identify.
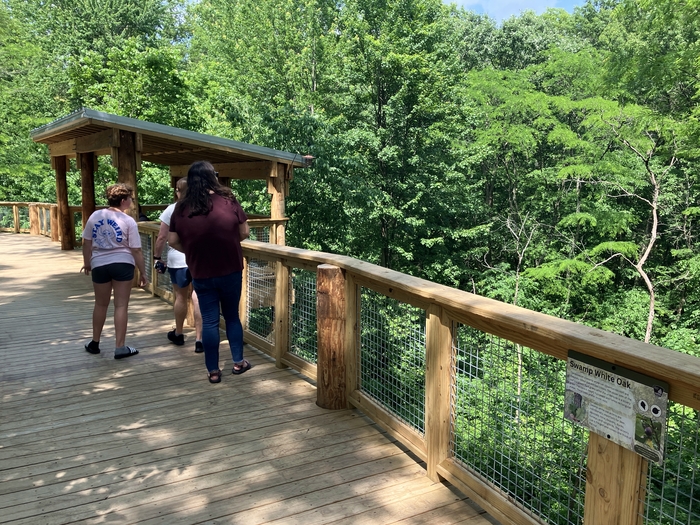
[635,414,662,451]
[565,391,586,423]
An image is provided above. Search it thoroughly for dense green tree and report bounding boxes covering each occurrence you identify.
[68,38,198,129]
[325,0,467,278]
[600,0,700,115]
[0,3,62,201]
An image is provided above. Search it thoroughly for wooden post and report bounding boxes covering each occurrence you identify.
[268,162,286,246]
[117,130,139,222]
[274,260,290,369]
[29,204,39,235]
[584,432,647,525]
[344,273,359,406]
[240,257,249,333]
[38,206,46,235]
[12,204,19,234]
[425,304,453,482]
[316,264,347,410]
[79,152,96,227]
[54,155,74,250]
[50,205,59,241]
[186,290,196,327]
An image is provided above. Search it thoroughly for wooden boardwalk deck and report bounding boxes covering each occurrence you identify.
[0,233,497,525]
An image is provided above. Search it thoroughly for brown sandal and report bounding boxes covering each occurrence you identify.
[232,360,251,375]
[208,370,221,383]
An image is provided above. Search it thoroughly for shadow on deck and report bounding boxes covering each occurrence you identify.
[0,234,496,525]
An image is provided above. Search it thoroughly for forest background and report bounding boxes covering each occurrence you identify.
[1,0,699,356]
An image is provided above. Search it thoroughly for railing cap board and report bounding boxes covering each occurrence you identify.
[241,240,700,410]
[137,216,282,235]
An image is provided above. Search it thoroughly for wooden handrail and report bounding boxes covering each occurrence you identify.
[235,239,700,525]
[241,240,700,409]
[123,226,700,525]
[0,202,57,237]
[5,204,699,524]
[0,202,276,246]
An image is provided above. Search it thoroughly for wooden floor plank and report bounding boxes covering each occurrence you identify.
[0,234,497,525]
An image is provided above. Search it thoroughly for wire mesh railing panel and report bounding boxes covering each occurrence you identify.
[289,268,317,363]
[246,259,275,342]
[18,206,29,230]
[0,206,13,229]
[644,403,700,525]
[359,288,426,435]
[249,226,270,243]
[158,244,173,292]
[451,324,588,525]
[139,233,154,285]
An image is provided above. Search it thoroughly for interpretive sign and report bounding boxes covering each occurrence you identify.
[564,350,668,465]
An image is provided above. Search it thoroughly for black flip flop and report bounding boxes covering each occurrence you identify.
[208,370,222,383]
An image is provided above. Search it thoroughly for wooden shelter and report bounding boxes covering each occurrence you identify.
[30,107,312,250]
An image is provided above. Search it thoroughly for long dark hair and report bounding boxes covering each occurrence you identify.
[175,161,237,217]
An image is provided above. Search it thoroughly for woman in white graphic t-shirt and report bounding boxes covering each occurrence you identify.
[81,183,147,359]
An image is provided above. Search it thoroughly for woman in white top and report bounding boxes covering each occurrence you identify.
[154,177,203,351]
[81,183,147,358]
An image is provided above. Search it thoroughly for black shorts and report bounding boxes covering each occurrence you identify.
[92,263,135,284]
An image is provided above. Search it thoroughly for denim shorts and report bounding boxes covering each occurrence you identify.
[92,263,135,284]
[168,267,193,288]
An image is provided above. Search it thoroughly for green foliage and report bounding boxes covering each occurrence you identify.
[3,0,698,351]
[2,0,700,522]
[600,0,700,115]
[68,39,199,129]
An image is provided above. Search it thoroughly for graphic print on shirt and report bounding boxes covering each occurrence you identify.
[91,218,124,249]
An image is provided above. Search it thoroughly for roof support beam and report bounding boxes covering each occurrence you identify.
[268,162,286,245]
[48,128,118,158]
[78,152,96,227]
[116,130,139,222]
[54,155,75,250]
[169,161,277,180]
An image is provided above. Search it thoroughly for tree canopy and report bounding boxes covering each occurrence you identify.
[2,0,700,352]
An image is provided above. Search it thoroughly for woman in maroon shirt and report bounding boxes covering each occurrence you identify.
[168,161,250,383]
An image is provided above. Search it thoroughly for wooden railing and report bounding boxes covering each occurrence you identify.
[231,241,700,525]
[129,225,700,525]
[137,218,287,303]
[0,202,58,238]
[0,202,286,250]
[0,201,169,243]
[4,208,698,525]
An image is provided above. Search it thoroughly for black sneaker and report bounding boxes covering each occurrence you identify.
[194,340,204,353]
[167,330,185,346]
[85,340,100,354]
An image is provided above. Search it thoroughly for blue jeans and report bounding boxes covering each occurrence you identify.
[192,271,244,372]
